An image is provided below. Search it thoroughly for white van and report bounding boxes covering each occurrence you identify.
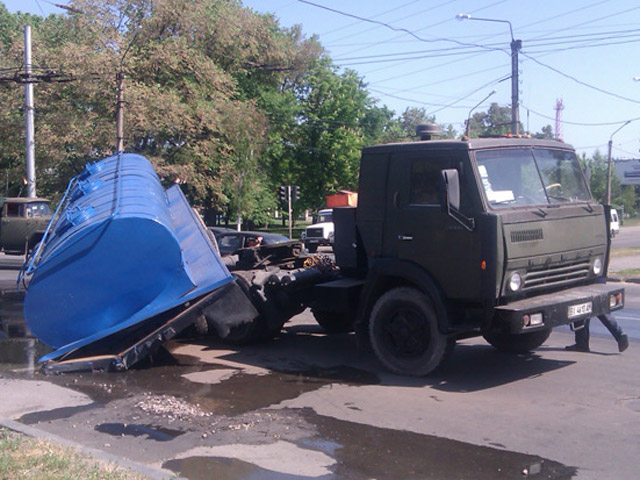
[610,208,620,237]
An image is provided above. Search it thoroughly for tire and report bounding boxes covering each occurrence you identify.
[369,287,447,376]
[306,244,318,253]
[483,328,552,354]
[312,310,354,333]
[218,317,269,345]
[211,274,273,345]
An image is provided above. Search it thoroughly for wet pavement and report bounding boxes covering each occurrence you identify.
[2,285,639,479]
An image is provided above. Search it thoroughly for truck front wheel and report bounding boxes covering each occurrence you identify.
[369,287,447,376]
[483,328,551,353]
[306,244,318,253]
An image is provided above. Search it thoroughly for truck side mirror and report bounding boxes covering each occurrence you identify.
[441,169,460,211]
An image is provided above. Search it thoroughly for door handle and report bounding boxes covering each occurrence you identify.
[398,235,413,241]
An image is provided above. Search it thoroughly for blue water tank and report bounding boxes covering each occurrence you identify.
[23,153,232,359]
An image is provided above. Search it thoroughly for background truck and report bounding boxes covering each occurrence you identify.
[0,197,52,255]
[24,129,625,376]
[301,191,357,253]
[301,208,334,253]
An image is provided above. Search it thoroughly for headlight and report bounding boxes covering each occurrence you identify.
[592,257,603,276]
[509,272,522,292]
[301,231,307,239]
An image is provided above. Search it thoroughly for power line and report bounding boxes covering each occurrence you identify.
[296,0,505,53]
[324,0,457,46]
[521,52,640,105]
[318,0,422,38]
[522,103,640,127]
[515,0,613,38]
[368,88,475,109]
[427,75,511,116]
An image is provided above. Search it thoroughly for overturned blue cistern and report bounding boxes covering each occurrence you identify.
[21,153,235,366]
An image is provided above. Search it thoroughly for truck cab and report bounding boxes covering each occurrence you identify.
[0,197,52,254]
[326,133,624,375]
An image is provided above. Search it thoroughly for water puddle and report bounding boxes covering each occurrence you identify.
[95,422,185,442]
[0,291,52,372]
[40,362,378,417]
[163,410,576,480]
[303,410,577,480]
[163,456,306,480]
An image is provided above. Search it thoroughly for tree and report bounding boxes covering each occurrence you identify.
[290,58,368,211]
[533,125,554,139]
[0,0,321,215]
[466,103,521,138]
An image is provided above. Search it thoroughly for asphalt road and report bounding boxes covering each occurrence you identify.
[611,224,640,248]
[2,232,640,479]
[1,310,639,480]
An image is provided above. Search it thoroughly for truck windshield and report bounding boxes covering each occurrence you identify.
[475,148,590,208]
[317,212,333,223]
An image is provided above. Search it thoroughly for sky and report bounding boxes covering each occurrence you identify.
[4,0,640,159]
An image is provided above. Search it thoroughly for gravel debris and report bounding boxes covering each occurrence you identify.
[134,394,211,421]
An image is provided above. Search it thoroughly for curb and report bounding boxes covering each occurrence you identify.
[607,276,640,284]
[0,416,183,480]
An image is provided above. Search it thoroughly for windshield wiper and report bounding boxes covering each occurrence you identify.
[532,208,548,218]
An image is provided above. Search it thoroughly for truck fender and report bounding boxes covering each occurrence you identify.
[354,258,450,345]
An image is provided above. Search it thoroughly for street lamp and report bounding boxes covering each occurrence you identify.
[456,14,521,135]
[605,120,631,205]
[466,90,496,137]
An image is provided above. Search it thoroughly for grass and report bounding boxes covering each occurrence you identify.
[621,217,640,227]
[610,247,640,258]
[0,428,148,480]
[613,268,640,277]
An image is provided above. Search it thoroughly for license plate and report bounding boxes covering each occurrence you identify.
[568,301,592,318]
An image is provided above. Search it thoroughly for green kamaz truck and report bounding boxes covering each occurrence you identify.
[204,128,624,376]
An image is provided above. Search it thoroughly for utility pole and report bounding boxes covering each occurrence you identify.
[510,38,521,136]
[0,26,73,198]
[456,14,521,135]
[287,186,292,240]
[606,121,631,205]
[116,71,125,152]
[24,25,36,198]
[554,99,564,141]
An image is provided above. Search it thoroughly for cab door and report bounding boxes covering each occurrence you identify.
[383,150,482,300]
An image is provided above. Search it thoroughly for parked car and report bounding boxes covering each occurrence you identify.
[610,208,620,237]
[211,229,291,256]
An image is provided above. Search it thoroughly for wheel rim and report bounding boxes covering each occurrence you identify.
[381,306,429,358]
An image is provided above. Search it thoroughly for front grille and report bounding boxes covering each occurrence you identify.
[306,228,324,238]
[511,228,543,243]
[523,258,591,291]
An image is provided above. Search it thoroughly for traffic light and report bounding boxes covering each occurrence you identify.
[292,185,300,203]
[278,185,287,203]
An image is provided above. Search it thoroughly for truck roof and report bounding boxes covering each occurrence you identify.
[362,137,575,154]
[0,197,51,204]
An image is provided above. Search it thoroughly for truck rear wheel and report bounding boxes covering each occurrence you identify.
[483,328,551,353]
[369,287,447,376]
[312,310,354,333]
